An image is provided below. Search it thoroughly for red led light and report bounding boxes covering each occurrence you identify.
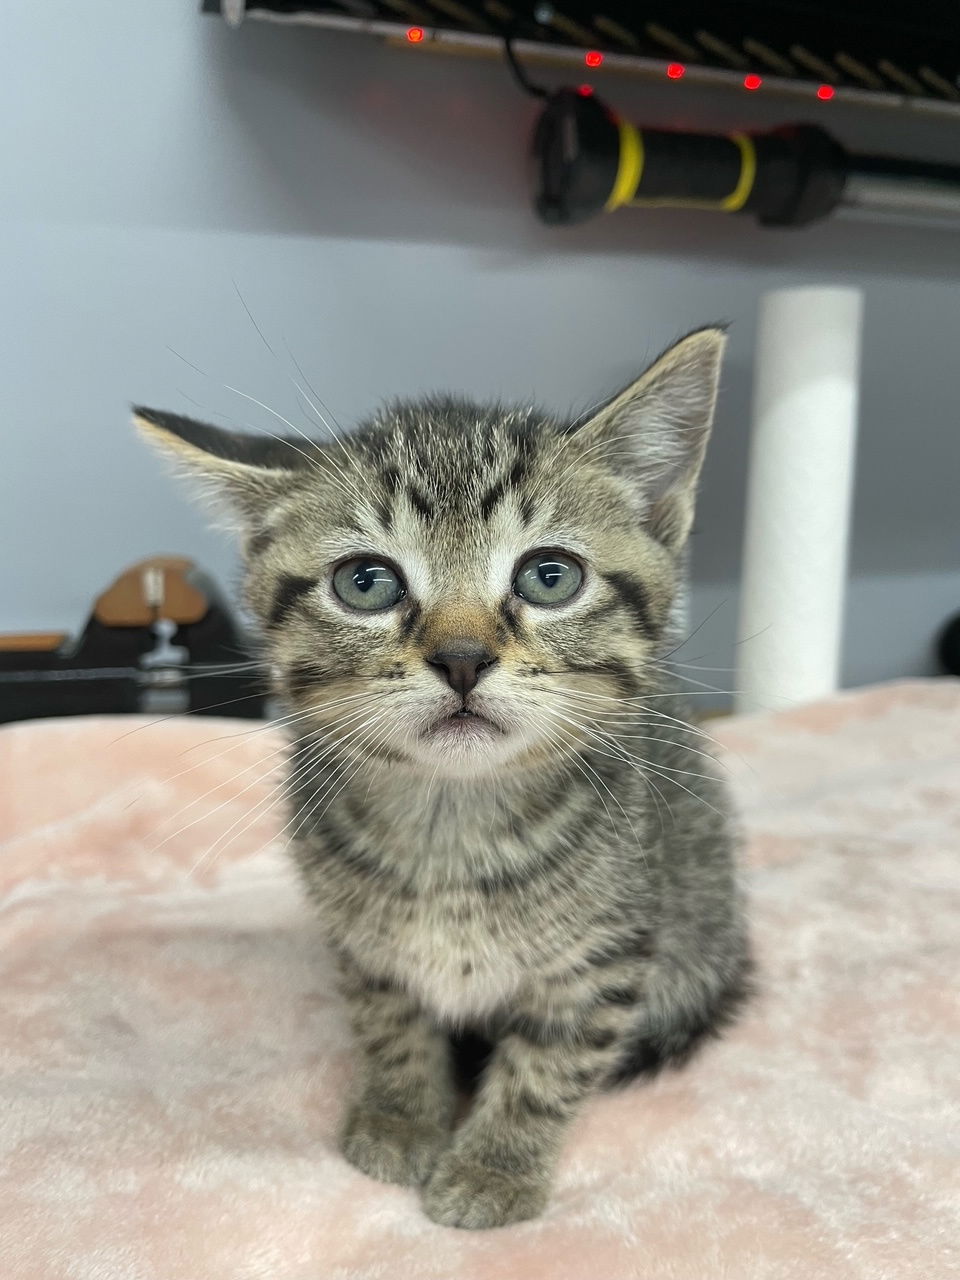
[743,73,763,90]
[406,26,425,43]
[577,84,594,96]
[666,62,686,79]
[585,50,604,68]
[817,83,835,100]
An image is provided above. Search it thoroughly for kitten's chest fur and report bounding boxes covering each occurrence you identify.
[292,770,628,1022]
[349,884,527,1022]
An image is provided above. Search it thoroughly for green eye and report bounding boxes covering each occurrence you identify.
[513,551,583,606]
[333,558,406,611]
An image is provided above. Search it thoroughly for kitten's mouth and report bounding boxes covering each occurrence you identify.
[424,707,503,739]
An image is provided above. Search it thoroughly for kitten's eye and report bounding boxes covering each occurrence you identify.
[333,558,406,611]
[513,551,583,606]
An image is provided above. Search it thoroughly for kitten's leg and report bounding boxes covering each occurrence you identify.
[338,961,455,1187]
[422,993,635,1228]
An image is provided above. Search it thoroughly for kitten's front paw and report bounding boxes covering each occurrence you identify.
[422,1151,549,1229]
[340,1107,448,1186]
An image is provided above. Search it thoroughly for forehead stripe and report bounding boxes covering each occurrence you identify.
[407,485,435,521]
[508,456,529,488]
[480,477,506,521]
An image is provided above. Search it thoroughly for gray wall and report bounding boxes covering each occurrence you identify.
[3,0,958,697]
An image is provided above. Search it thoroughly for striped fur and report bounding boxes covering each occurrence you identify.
[136,327,751,1228]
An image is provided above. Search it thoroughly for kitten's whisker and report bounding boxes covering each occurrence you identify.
[108,684,275,747]
[538,686,721,746]
[169,345,366,511]
[544,701,723,826]
[187,777,288,877]
[221,383,368,509]
[192,710,388,876]
[656,600,730,662]
[418,759,444,817]
[141,701,357,805]
[557,707,723,788]
[534,688,728,773]
[541,682,728,728]
[281,710,384,801]
[573,720,726,782]
[281,341,372,497]
[663,661,739,673]
[177,658,265,673]
[586,733,672,832]
[282,714,391,847]
[535,684,717,736]
[294,720,396,837]
[286,711,391,827]
[654,666,734,696]
[558,686,731,700]
[153,702,373,850]
[231,283,354,474]
[256,727,371,855]
[553,429,646,486]
[175,692,372,757]
[617,732,727,773]
[537,709,644,849]
[526,709,623,844]
[166,344,344,486]
[156,750,290,855]
[555,703,674,830]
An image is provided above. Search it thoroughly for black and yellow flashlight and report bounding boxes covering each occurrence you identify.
[533,87,960,229]
[532,88,848,228]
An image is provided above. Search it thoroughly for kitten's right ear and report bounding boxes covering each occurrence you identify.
[133,407,300,531]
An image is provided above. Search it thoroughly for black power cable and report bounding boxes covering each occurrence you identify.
[503,37,549,99]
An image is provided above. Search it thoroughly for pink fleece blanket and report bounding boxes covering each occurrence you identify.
[2,681,958,1279]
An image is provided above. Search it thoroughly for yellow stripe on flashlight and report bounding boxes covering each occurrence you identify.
[605,122,645,211]
[720,132,757,211]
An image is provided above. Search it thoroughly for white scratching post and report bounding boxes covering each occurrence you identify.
[735,286,864,715]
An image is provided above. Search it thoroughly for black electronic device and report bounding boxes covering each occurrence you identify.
[0,558,267,724]
[937,611,960,677]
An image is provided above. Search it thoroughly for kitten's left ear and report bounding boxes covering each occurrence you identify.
[576,327,726,551]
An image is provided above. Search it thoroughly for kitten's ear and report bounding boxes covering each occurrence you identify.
[576,327,726,551]
[133,407,300,533]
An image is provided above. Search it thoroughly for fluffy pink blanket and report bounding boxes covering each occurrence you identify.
[2,681,958,1279]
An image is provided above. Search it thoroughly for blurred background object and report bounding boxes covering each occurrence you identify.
[0,558,265,723]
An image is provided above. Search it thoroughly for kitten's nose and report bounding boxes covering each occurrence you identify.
[426,647,499,698]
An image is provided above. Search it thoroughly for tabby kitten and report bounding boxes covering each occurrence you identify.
[136,326,750,1229]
